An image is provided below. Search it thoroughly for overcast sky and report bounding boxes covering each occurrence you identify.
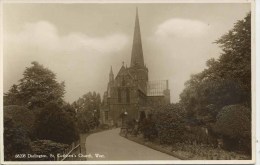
[3,3,251,103]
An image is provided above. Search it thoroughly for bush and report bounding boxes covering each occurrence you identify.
[30,140,69,160]
[99,124,110,130]
[4,105,35,138]
[213,104,251,153]
[76,109,99,133]
[33,102,79,144]
[155,104,186,145]
[140,114,157,140]
[4,116,31,161]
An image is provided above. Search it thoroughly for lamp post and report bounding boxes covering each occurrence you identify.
[120,110,128,134]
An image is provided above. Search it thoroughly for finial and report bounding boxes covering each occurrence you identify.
[110,65,113,74]
[122,61,124,66]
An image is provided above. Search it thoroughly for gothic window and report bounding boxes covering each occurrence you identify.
[118,88,121,103]
[122,77,126,86]
[126,88,130,103]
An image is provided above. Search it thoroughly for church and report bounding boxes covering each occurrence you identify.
[100,9,170,126]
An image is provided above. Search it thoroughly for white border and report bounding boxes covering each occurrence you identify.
[0,0,256,164]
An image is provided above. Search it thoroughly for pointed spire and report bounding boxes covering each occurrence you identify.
[109,66,114,82]
[130,7,145,67]
[110,66,113,74]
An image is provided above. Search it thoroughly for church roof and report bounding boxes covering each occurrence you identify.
[117,65,126,76]
[130,8,145,68]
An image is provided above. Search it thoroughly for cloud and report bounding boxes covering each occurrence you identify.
[6,21,128,55]
[4,21,129,102]
[146,18,219,103]
[155,18,209,38]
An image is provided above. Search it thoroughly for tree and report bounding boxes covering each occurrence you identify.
[73,91,101,118]
[4,105,35,138]
[4,61,65,109]
[4,116,31,161]
[4,85,21,106]
[33,102,79,144]
[180,13,251,121]
[213,105,251,153]
[73,91,101,133]
[76,110,99,133]
[214,13,251,106]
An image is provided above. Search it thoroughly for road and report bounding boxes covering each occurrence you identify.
[85,128,179,160]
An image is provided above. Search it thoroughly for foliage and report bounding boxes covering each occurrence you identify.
[4,105,35,138]
[33,102,79,144]
[213,104,251,152]
[156,104,186,145]
[4,85,21,106]
[76,109,99,133]
[73,92,101,133]
[4,116,31,161]
[73,91,101,118]
[4,61,65,109]
[141,114,158,141]
[30,140,69,160]
[180,13,251,122]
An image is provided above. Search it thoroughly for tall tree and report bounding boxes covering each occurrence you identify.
[4,61,65,109]
[73,91,101,133]
[180,13,251,121]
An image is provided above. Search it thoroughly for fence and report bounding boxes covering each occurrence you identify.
[57,140,81,161]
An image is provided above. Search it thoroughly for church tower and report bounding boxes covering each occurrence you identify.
[129,8,148,94]
[107,66,114,98]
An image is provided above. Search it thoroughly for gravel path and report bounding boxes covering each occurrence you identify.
[85,128,179,160]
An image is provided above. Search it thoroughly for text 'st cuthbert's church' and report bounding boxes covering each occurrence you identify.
[101,9,170,125]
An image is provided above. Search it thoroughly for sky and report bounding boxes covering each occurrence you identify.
[3,3,251,103]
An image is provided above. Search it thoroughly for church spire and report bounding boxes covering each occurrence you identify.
[109,66,114,82]
[130,7,145,67]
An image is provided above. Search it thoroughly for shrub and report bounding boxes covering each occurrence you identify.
[33,102,79,144]
[30,140,69,161]
[154,104,186,145]
[4,105,35,138]
[213,104,251,153]
[141,114,157,140]
[4,116,31,161]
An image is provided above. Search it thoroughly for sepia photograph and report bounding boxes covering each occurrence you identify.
[1,0,256,164]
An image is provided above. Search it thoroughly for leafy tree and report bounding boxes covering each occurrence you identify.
[4,105,35,138]
[180,13,251,121]
[33,102,79,144]
[213,105,251,153]
[214,12,251,106]
[4,61,65,109]
[73,92,101,133]
[4,116,31,161]
[73,91,101,118]
[4,85,21,106]
[76,109,99,133]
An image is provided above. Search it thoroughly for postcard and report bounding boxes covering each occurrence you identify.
[0,0,256,164]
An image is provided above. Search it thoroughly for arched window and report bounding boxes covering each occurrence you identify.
[126,89,130,103]
[122,77,126,86]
